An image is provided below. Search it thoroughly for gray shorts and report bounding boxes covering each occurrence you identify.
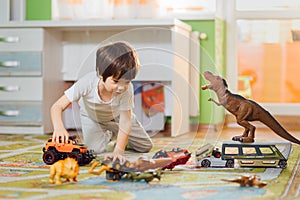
[80,113,153,154]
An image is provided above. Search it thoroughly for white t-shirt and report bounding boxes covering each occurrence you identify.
[64,72,134,122]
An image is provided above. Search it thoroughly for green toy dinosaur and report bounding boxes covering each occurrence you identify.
[202,71,300,144]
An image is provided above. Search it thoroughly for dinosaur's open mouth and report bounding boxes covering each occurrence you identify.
[202,71,216,90]
[201,84,210,90]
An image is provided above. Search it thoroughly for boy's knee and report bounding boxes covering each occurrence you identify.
[136,141,153,153]
[146,142,153,152]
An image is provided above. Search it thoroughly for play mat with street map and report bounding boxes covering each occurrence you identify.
[0,133,299,200]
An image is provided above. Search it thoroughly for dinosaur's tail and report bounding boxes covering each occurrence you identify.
[259,110,300,145]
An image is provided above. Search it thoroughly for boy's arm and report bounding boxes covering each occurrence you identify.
[109,109,132,162]
[50,94,71,144]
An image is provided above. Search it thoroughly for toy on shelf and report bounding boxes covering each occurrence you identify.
[195,141,291,168]
[222,174,267,188]
[42,135,95,166]
[202,71,300,144]
[49,157,79,185]
[88,157,171,182]
[152,148,191,170]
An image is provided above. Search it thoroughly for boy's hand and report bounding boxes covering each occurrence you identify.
[52,128,69,144]
[104,153,127,163]
[105,147,126,163]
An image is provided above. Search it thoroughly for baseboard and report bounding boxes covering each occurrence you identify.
[161,122,226,136]
[195,122,225,133]
[158,123,219,137]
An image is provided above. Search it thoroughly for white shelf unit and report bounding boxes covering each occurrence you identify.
[0,19,199,136]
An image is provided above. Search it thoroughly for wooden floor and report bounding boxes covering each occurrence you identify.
[176,123,300,145]
[155,115,300,145]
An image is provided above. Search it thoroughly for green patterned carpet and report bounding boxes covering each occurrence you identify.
[0,134,299,200]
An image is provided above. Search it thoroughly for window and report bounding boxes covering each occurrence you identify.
[259,147,274,155]
[237,19,300,103]
[242,147,256,155]
[158,0,215,17]
[224,147,239,155]
[226,0,300,115]
[236,0,300,11]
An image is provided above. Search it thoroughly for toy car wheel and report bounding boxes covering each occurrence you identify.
[86,151,96,163]
[43,150,57,165]
[201,159,211,167]
[226,159,234,168]
[69,152,83,165]
[69,152,79,161]
[82,154,94,165]
[278,160,287,169]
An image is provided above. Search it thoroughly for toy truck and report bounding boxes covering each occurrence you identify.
[195,141,291,168]
[42,135,95,166]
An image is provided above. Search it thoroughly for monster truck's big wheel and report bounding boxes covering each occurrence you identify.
[82,154,92,165]
[43,150,57,165]
[82,151,95,165]
[69,152,83,165]
[69,152,79,160]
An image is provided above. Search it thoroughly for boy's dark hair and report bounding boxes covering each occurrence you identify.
[96,41,139,82]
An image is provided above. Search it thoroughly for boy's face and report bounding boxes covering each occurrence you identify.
[103,76,131,95]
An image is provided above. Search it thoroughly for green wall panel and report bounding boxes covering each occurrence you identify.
[183,19,226,125]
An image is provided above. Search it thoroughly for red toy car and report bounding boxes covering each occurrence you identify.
[152,148,191,170]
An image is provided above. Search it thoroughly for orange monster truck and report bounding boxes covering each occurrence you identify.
[42,135,95,166]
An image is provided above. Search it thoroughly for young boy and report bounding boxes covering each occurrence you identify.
[50,41,153,161]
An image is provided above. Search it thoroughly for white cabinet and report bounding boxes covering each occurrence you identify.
[0,28,43,51]
[0,19,199,136]
[0,28,64,134]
